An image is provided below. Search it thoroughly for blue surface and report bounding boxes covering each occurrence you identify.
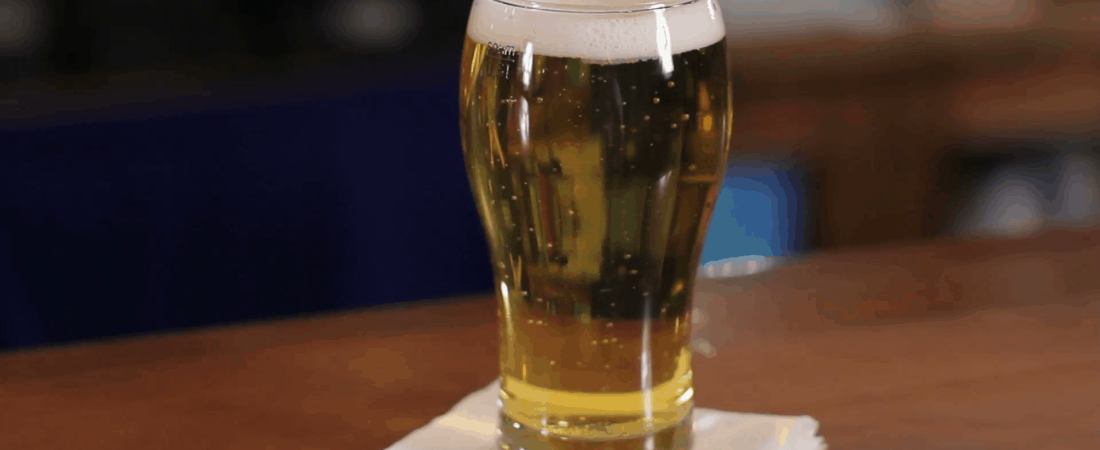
[701,160,811,263]
[0,73,493,349]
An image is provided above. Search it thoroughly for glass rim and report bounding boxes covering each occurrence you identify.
[487,0,700,14]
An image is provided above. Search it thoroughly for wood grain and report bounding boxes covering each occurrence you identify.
[2,230,1099,449]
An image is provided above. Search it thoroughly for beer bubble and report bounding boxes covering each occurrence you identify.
[671,123,678,129]
[606,323,614,328]
[536,97,543,103]
[622,101,628,106]
[511,195,518,200]
[667,81,675,87]
[653,98,660,104]
[682,113,691,121]
[643,115,650,121]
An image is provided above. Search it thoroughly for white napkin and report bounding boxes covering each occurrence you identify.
[386,381,826,450]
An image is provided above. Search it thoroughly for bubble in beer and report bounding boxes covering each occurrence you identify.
[667,81,675,87]
[653,98,660,104]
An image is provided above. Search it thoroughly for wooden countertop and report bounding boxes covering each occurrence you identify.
[2,230,1099,449]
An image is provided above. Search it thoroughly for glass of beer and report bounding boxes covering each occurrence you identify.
[459,1,731,448]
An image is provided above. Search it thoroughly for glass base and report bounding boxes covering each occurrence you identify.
[498,410,693,450]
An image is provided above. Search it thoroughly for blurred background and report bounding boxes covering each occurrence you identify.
[1,0,1098,350]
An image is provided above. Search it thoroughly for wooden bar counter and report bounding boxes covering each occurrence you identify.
[2,230,1098,449]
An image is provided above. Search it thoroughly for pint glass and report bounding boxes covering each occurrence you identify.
[458,1,731,448]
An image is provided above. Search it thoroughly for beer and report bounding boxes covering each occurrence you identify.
[458,1,731,448]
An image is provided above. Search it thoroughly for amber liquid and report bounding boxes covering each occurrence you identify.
[459,34,731,449]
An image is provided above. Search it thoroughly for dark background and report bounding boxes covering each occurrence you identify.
[1,0,492,349]
[2,0,1099,350]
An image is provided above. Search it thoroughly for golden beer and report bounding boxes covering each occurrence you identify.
[459,1,731,448]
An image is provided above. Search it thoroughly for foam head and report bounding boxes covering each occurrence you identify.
[466,0,726,63]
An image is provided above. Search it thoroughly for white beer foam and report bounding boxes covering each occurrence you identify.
[467,0,726,63]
